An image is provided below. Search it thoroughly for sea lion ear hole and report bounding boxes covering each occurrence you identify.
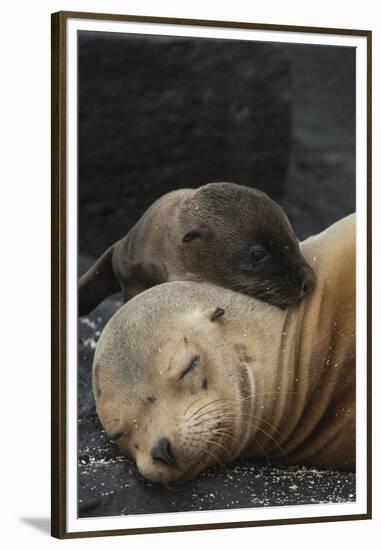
[210,307,225,322]
[182,228,208,242]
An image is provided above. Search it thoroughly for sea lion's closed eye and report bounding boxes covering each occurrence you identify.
[179,354,201,380]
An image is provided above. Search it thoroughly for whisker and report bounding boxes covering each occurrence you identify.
[215,412,287,454]
[252,436,270,464]
[185,398,232,422]
[190,404,233,424]
[183,397,203,417]
[195,427,240,446]
[203,433,232,460]
[195,441,221,464]
[224,411,286,440]
[223,418,287,457]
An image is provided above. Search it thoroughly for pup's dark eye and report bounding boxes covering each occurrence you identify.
[249,245,269,263]
[179,355,201,380]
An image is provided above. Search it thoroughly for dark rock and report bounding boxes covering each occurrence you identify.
[280,44,355,239]
[79,32,291,257]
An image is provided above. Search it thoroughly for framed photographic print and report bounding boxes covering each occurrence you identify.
[51,10,372,539]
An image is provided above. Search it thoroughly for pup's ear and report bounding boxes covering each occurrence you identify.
[182,227,208,242]
[79,244,121,316]
[210,307,225,322]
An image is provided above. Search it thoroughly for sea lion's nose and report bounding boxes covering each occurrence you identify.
[300,265,316,296]
[151,437,177,467]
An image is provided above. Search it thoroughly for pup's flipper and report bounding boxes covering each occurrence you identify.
[79,245,121,316]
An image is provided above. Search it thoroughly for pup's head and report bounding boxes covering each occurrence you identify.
[180,182,316,308]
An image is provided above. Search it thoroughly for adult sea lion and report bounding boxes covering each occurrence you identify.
[93,214,355,484]
[79,182,315,315]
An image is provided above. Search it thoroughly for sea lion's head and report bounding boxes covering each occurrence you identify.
[93,282,252,485]
[180,182,315,308]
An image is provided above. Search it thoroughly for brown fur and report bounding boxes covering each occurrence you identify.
[79,182,315,315]
[93,214,355,484]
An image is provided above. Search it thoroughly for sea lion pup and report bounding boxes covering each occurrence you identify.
[93,213,355,484]
[79,182,316,315]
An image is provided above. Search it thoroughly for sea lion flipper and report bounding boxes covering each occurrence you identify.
[79,245,121,316]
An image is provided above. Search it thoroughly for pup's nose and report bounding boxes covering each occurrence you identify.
[300,265,316,296]
[151,437,177,467]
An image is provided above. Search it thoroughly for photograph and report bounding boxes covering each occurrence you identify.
[51,11,371,539]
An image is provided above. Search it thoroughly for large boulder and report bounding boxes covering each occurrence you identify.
[78,32,291,257]
[280,44,356,240]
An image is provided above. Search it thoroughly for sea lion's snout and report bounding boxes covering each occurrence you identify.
[275,260,316,307]
[133,420,222,484]
[232,251,317,309]
[151,437,178,467]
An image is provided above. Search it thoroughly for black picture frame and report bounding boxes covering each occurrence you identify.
[51,10,372,539]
